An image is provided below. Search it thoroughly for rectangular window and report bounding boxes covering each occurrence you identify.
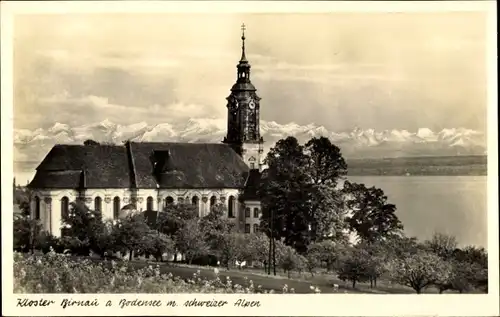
[253,208,259,218]
[245,207,250,218]
[245,224,251,234]
[250,163,255,169]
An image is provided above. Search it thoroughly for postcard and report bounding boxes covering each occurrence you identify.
[1,1,498,316]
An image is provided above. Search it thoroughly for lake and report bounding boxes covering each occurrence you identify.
[14,169,488,249]
[348,176,488,249]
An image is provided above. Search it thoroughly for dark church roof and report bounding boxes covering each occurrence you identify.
[240,169,262,201]
[29,142,251,189]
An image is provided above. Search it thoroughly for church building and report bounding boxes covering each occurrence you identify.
[28,25,264,237]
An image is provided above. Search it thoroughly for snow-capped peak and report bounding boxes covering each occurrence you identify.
[48,122,70,134]
[98,119,116,129]
[417,128,433,138]
[417,128,438,142]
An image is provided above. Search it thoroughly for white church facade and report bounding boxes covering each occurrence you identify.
[28,26,264,237]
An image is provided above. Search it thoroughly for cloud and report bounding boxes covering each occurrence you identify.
[35,91,222,127]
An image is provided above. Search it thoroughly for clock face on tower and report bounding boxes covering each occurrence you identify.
[248,100,255,110]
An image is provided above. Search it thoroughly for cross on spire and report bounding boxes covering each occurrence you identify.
[240,23,248,62]
[241,23,246,38]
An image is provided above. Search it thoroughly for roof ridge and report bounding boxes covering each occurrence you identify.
[129,141,231,146]
[54,143,122,147]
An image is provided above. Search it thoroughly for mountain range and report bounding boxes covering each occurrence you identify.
[14,119,487,163]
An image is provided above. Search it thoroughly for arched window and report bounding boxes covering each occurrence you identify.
[113,197,120,219]
[147,196,154,211]
[61,196,69,219]
[34,196,41,220]
[94,197,102,212]
[210,196,217,207]
[165,196,174,207]
[253,224,259,233]
[192,196,199,207]
[228,196,235,218]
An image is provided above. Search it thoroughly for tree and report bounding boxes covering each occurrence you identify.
[310,184,350,242]
[424,232,458,260]
[94,219,117,258]
[304,136,348,186]
[387,251,452,294]
[13,189,43,253]
[217,233,246,270]
[423,234,487,294]
[304,137,348,242]
[453,245,488,267]
[14,187,33,216]
[382,235,424,260]
[435,261,478,294]
[154,203,199,261]
[13,213,43,253]
[307,240,345,272]
[111,212,150,261]
[259,137,313,253]
[337,245,372,288]
[304,252,320,277]
[154,203,198,236]
[140,231,175,262]
[343,181,403,243]
[200,204,237,262]
[201,204,236,241]
[258,136,350,254]
[242,233,271,272]
[279,245,307,278]
[61,201,111,256]
[358,241,387,288]
[450,246,488,292]
[175,219,209,264]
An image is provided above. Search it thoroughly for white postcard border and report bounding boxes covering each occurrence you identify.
[1,1,498,316]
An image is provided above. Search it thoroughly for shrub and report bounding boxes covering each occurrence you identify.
[36,232,64,254]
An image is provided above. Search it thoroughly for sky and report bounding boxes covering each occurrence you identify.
[13,12,488,132]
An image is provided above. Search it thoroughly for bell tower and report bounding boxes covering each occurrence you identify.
[223,24,264,171]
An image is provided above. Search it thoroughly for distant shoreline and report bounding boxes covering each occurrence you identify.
[347,155,487,176]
